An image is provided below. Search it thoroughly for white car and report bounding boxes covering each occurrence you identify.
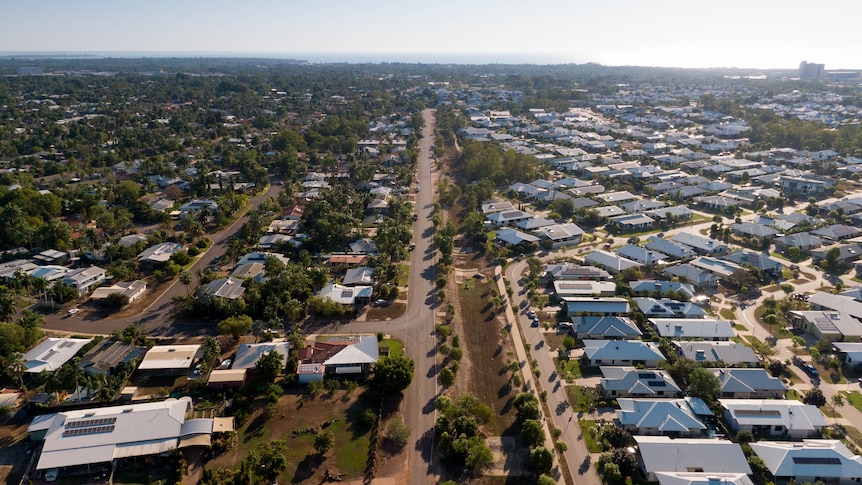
[67,308,80,316]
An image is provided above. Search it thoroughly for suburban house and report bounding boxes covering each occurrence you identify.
[672,341,761,367]
[179,199,218,213]
[89,280,147,303]
[651,318,736,340]
[633,297,708,318]
[542,262,611,281]
[23,338,92,374]
[296,335,379,383]
[723,250,785,279]
[136,242,185,264]
[730,222,779,240]
[531,223,585,248]
[720,399,827,439]
[237,251,290,266]
[232,341,291,371]
[834,342,862,367]
[671,233,728,255]
[582,340,665,367]
[495,228,540,247]
[486,210,534,227]
[137,344,202,376]
[778,175,831,195]
[643,238,696,260]
[811,243,862,266]
[27,398,228,478]
[61,266,107,295]
[342,266,374,286]
[77,340,145,377]
[689,256,744,281]
[711,368,788,399]
[773,232,823,253]
[608,213,655,230]
[583,250,643,274]
[616,397,710,437]
[572,316,642,340]
[598,367,681,399]
[664,263,720,288]
[201,277,246,301]
[554,280,616,297]
[653,472,753,485]
[564,297,631,316]
[634,436,752,481]
[614,245,669,265]
[630,280,696,299]
[750,440,862,484]
[318,283,373,306]
[207,370,248,390]
[789,310,862,341]
[811,224,861,241]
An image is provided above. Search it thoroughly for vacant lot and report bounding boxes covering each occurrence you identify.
[206,389,375,484]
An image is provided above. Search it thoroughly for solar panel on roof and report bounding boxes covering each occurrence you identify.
[62,424,115,437]
[792,457,841,465]
[735,409,782,417]
[341,290,353,298]
[647,381,667,387]
[638,372,656,379]
[559,282,591,290]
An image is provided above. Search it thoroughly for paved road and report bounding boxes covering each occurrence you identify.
[43,182,283,336]
[504,260,602,485]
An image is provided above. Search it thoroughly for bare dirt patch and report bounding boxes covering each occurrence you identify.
[0,418,32,485]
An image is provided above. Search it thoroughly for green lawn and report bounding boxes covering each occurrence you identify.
[719,309,736,320]
[770,251,791,261]
[843,391,862,413]
[733,324,747,331]
[398,264,409,287]
[555,357,602,380]
[579,419,602,452]
[743,335,776,357]
[787,389,802,401]
[567,385,601,413]
[380,338,403,357]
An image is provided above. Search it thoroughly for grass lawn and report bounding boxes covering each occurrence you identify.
[822,406,842,419]
[379,338,403,358]
[770,251,791,261]
[719,309,736,320]
[733,324,747,331]
[397,264,409,287]
[579,419,602,452]
[743,335,776,357]
[781,268,794,280]
[787,389,802,401]
[843,391,862,413]
[555,358,602,381]
[567,385,601,413]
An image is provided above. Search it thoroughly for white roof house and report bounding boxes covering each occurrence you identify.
[651,318,736,341]
[635,436,752,481]
[89,280,147,303]
[233,341,290,370]
[720,399,827,438]
[616,398,708,436]
[137,345,201,372]
[553,280,616,297]
[583,250,643,274]
[318,283,373,305]
[136,242,184,263]
[654,472,753,485]
[835,342,862,367]
[23,338,92,373]
[61,266,106,295]
[750,440,862,484]
[237,251,290,267]
[27,398,215,471]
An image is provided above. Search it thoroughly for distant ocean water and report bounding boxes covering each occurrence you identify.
[0,51,574,65]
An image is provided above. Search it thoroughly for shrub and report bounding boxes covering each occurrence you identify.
[385,419,411,448]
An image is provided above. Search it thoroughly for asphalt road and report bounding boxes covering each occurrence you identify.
[43,182,283,336]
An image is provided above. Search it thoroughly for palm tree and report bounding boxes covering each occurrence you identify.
[832,393,845,426]
[179,271,193,296]
[7,352,26,389]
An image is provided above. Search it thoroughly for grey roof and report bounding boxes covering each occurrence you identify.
[664,263,719,286]
[720,399,827,431]
[634,297,708,318]
[495,228,540,245]
[78,340,144,376]
[564,297,631,314]
[750,440,862,479]
[233,342,290,370]
[323,335,380,366]
[600,367,680,394]
[671,233,727,253]
[617,398,706,433]
[774,232,823,248]
[343,266,374,286]
[515,217,556,230]
[690,256,744,278]
[723,250,784,272]
[808,291,862,319]
[644,238,696,259]
[731,222,779,238]
[206,277,246,300]
[543,262,611,281]
[532,223,585,241]
[651,318,735,339]
[711,368,788,394]
[812,224,861,240]
[643,205,692,219]
[584,341,665,362]
[573,316,642,338]
[615,245,669,264]
[630,280,696,298]
[583,250,642,274]
[673,341,760,365]
[653,472,753,485]
[23,338,92,373]
[635,436,752,475]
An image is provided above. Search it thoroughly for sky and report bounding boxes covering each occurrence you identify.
[3,0,861,70]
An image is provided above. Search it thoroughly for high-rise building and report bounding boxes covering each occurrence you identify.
[798,61,825,79]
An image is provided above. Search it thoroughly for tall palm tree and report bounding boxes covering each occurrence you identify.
[179,271,193,296]
[7,352,26,389]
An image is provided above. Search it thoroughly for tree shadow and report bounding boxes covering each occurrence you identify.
[291,453,322,483]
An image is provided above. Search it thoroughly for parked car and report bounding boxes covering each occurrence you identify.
[45,469,59,482]
[67,308,80,316]
[218,359,232,370]
[373,299,390,307]
[527,310,536,319]
[408,243,416,251]
[532,317,540,327]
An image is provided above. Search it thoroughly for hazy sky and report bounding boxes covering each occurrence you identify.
[3,0,860,69]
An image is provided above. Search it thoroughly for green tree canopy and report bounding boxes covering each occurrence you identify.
[369,355,415,395]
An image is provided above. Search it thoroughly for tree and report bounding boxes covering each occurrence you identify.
[513,392,541,421]
[803,388,827,408]
[529,446,554,475]
[791,336,805,356]
[385,419,411,448]
[824,246,841,271]
[601,462,622,482]
[179,270,193,296]
[255,350,284,382]
[537,474,557,485]
[562,335,576,351]
[439,367,455,386]
[217,315,253,339]
[314,430,335,456]
[832,393,845,421]
[369,355,415,395]
[7,351,26,388]
[687,367,721,402]
[0,285,16,322]
[521,419,545,448]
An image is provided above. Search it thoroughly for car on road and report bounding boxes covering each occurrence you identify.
[527,310,536,319]
[415,185,420,193]
[408,243,416,251]
[412,213,418,221]
[67,308,80,316]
